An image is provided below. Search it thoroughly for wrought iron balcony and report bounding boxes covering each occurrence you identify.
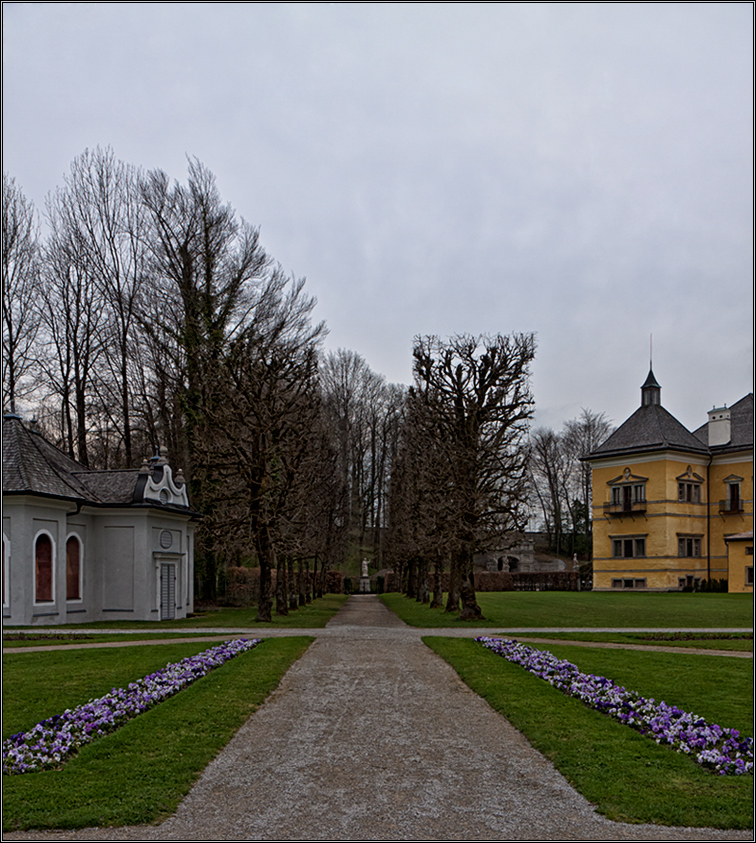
[719,499,745,514]
[603,500,647,515]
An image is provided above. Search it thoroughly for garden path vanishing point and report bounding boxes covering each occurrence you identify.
[4,595,753,842]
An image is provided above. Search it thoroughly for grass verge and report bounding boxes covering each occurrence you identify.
[2,636,313,831]
[512,632,753,652]
[381,591,754,629]
[2,593,348,631]
[2,632,238,649]
[426,637,753,829]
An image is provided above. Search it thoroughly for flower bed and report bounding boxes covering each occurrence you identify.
[3,638,261,775]
[476,636,753,776]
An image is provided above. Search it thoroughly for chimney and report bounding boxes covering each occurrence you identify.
[708,406,731,447]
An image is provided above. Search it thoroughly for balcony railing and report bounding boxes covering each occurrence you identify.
[604,500,647,515]
[719,500,745,514]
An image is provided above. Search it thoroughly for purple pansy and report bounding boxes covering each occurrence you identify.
[476,636,752,776]
[3,638,260,775]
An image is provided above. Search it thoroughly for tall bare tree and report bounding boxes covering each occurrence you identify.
[2,174,42,414]
[139,159,273,597]
[320,349,404,571]
[530,408,613,560]
[206,271,326,621]
[39,187,108,465]
[412,333,536,619]
[53,147,149,465]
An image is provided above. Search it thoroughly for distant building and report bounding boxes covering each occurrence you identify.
[584,371,753,591]
[3,413,197,625]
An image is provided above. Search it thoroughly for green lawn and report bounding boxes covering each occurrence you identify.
[428,637,753,829]
[2,632,237,649]
[381,591,754,629]
[513,631,753,651]
[2,637,313,831]
[2,593,348,632]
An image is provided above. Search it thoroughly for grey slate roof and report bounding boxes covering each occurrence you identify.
[589,403,709,459]
[72,470,141,505]
[692,393,754,454]
[3,415,140,505]
[587,374,753,461]
[2,415,104,501]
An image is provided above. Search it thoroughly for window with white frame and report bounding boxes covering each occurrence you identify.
[677,535,702,557]
[678,481,701,502]
[611,578,647,589]
[2,535,9,608]
[34,532,54,603]
[612,536,646,558]
[66,534,82,601]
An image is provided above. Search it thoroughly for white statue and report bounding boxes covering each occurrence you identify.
[361,559,369,578]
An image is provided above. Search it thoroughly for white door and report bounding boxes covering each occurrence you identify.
[160,563,176,620]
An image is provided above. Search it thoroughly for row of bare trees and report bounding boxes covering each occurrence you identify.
[3,149,608,620]
[3,150,403,618]
[386,333,537,619]
[529,409,613,559]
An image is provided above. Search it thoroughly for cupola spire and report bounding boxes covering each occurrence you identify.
[641,368,661,406]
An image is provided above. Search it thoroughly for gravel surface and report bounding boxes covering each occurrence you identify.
[4,596,753,841]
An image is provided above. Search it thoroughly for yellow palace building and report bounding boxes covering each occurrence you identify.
[585,370,753,592]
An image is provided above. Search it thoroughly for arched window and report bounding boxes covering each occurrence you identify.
[3,535,9,608]
[35,533,54,603]
[66,535,81,601]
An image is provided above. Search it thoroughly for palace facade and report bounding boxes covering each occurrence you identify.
[585,371,753,591]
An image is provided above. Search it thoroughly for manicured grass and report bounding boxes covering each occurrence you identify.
[427,637,753,828]
[2,632,236,649]
[513,632,753,652]
[3,594,349,632]
[381,591,754,629]
[2,636,313,831]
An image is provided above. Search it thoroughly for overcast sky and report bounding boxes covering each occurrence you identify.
[3,2,753,432]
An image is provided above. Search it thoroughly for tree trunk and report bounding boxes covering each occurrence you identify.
[256,523,274,623]
[298,557,306,607]
[288,556,298,611]
[431,549,444,608]
[445,550,462,613]
[459,571,484,621]
[275,551,289,616]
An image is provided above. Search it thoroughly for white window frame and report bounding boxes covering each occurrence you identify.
[3,534,9,608]
[65,532,84,603]
[33,529,56,606]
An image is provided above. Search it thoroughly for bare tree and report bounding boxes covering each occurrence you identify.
[320,349,404,571]
[529,426,569,554]
[562,408,613,555]
[2,174,42,414]
[139,159,273,598]
[54,147,149,465]
[206,270,326,621]
[530,409,613,561]
[39,188,108,465]
[412,333,536,619]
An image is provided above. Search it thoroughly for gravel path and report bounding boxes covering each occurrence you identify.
[4,596,753,841]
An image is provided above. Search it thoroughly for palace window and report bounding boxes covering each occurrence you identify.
[677,536,702,558]
[678,482,701,503]
[727,481,741,511]
[66,535,81,601]
[34,533,54,603]
[746,567,754,586]
[611,578,647,589]
[612,536,646,558]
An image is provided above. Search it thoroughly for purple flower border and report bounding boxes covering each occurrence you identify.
[476,636,753,776]
[3,638,261,775]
